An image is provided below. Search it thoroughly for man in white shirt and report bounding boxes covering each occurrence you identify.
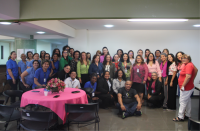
[64,70,81,89]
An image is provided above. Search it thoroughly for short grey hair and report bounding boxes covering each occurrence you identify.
[151,72,158,76]
[160,53,167,57]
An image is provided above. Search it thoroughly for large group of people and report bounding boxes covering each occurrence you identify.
[6,45,198,120]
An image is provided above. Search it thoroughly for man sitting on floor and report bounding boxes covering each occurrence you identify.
[117,80,142,119]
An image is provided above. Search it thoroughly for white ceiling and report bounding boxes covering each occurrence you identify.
[0,22,64,39]
[60,19,200,30]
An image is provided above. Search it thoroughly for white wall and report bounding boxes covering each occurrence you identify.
[69,30,200,95]
[36,40,52,56]
[0,41,10,65]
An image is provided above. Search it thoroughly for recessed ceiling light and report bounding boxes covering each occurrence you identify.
[127,19,188,22]
[0,22,12,25]
[193,24,200,27]
[36,31,45,34]
[104,25,114,28]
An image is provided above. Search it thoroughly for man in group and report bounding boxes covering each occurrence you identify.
[117,80,142,119]
[64,70,81,88]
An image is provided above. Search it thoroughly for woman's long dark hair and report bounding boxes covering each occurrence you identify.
[146,53,156,64]
[62,50,69,62]
[103,54,112,65]
[73,50,80,59]
[120,53,130,63]
[167,53,176,75]
[101,47,110,55]
[112,54,119,62]
[114,69,126,81]
[175,51,184,65]
[92,55,100,63]
[128,50,134,59]
[8,51,16,60]
[52,48,61,58]
[87,52,91,61]
[26,51,33,60]
[40,50,46,59]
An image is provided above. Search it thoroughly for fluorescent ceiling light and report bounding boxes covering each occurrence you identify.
[36,31,45,34]
[0,22,12,25]
[127,19,188,22]
[193,24,200,27]
[104,25,114,28]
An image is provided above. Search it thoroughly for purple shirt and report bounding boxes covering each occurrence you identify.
[130,64,148,83]
[160,61,167,77]
[100,55,112,63]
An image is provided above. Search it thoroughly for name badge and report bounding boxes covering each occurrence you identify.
[44,78,46,82]
[97,72,99,75]
[137,69,139,72]
[152,90,154,93]
[125,68,127,73]
[161,70,163,73]
[92,93,95,97]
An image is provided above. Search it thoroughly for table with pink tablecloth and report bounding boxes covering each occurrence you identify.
[20,88,88,123]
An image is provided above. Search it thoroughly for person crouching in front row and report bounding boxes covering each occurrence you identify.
[64,70,81,89]
[117,80,142,119]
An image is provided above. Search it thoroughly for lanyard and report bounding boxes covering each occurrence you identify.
[71,80,75,88]
[123,62,127,69]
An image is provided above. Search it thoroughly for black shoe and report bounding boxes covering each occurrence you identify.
[184,116,189,120]
[163,107,167,110]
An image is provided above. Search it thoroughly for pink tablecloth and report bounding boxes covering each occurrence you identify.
[20,88,88,123]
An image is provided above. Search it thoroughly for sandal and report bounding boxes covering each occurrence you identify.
[173,117,184,122]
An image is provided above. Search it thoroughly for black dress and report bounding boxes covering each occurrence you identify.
[96,77,114,108]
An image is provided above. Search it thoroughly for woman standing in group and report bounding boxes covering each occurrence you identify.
[96,50,101,56]
[103,54,115,80]
[20,60,40,92]
[100,47,112,63]
[77,52,90,88]
[117,49,123,61]
[59,50,72,71]
[6,51,19,104]
[130,55,148,105]
[49,53,59,75]
[128,50,134,65]
[18,54,28,80]
[112,69,126,102]
[69,48,74,58]
[155,50,162,64]
[144,49,151,61]
[160,53,168,109]
[118,53,132,80]
[96,71,114,109]
[89,55,104,78]
[175,51,185,97]
[52,48,61,60]
[87,52,91,61]
[33,60,52,89]
[146,53,162,90]
[166,54,178,110]
[27,53,41,68]
[39,50,46,61]
[173,54,197,121]
[163,49,169,56]
[113,54,119,72]
[70,51,80,72]
[26,51,33,62]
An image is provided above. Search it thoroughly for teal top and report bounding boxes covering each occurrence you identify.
[59,56,73,71]
[77,60,90,78]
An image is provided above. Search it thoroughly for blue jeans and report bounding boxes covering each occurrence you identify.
[117,101,138,116]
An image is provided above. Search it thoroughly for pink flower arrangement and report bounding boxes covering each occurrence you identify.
[46,78,65,92]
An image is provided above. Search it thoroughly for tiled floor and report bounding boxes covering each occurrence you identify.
[0,96,199,131]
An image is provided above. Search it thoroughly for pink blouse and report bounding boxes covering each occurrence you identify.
[177,63,185,73]
[100,55,112,63]
[130,64,148,83]
[146,61,162,77]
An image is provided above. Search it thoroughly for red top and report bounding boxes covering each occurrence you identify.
[113,62,119,72]
[178,62,195,91]
[130,64,148,83]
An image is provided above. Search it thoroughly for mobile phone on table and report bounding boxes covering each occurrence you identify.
[71,91,80,93]
[53,95,60,98]
[32,91,40,92]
